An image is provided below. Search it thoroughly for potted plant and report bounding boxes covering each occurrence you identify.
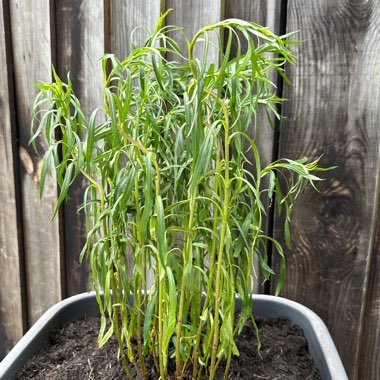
[0,11,347,380]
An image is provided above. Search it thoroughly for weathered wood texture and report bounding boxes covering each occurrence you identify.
[225,0,283,292]
[359,194,380,376]
[0,0,24,358]
[9,0,62,325]
[225,0,282,171]
[55,0,105,296]
[166,0,224,62]
[272,1,380,379]
[358,147,380,377]
[107,0,164,286]
[1,2,380,377]
[108,0,163,58]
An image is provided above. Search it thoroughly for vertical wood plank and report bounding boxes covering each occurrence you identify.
[56,0,105,295]
[108,0,163,58]
[164,1,224,293]
[107,1,164,285]
[0,0,24,358]
[224,0,283,293]
[166,0,224,62]
[272,1,380,378]
[225,0,282,171]
[358,153,380,379]
[9,0,62,324]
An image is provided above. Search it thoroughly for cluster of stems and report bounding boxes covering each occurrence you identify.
[31,11,325,380]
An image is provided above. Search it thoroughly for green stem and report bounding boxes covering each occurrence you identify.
[176,193,197,379]
[111,274,134,380]
[223,273,235,379]
[192,138,222,378]
[158,265,166,379]
[134,176,148,379]
[81,168,138,378]
[152,155,165,379]
[117,122,164,376]
[209,97,230,380]
[81,169,137,376]
[189,27,232,375]
[150,331,160,372]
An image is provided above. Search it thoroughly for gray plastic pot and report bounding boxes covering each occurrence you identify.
[0,292,347,380]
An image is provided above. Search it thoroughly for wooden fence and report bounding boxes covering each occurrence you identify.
[0,1,379,378]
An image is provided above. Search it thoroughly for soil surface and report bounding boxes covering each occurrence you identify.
[17,315,321,379]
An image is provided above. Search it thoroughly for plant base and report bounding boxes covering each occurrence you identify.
[16,314,321,379]
[0,292,347,380]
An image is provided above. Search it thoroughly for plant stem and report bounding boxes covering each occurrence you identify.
[117,123,165,377]
[81,168,138,377]
[209,97,230,380]
[222,290,235,379]
[191,138,222,378]
[111,274,134,380]
[136,290,147,377]
[82,167,138,378]
[152,160,165,379]
[176,193,197,379]
[158,265,166,379]
[134,175,148,379]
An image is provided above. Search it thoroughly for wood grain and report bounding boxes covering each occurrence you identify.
[225,0,282,170]
[166,0,224,62]
[56,0,105,296]
[272,1,380,378]
[225,0,283,293]
[107,1,164,286]
[108,0,163,58]
[0,0,24,358]
[358,152,380,379]
[9,0,62,325]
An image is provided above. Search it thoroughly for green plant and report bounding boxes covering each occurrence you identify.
[31,10,326,380]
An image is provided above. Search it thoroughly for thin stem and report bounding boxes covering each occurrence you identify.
[209,97,230,380]
[82,160,138,377]
[223,282,235,379]
[81,167,138,376]
[134,176,148,379]
[176,193,197,379]
[110,274,134,380]
[191,138,222,378]
[119,124,164,377]
[158,266,166,379]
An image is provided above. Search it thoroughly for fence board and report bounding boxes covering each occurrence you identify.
[225,0,283,292]
[272,1,380,378]
[107,1,164,286]
[359,179,380,379]
[9,0,62,325]
[55,0,104,295]
[166,0,223,62]
[108,0,163,58]
[0,0,24,358]
[225,0,282,173]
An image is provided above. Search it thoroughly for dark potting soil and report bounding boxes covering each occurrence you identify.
[16,315,321,380]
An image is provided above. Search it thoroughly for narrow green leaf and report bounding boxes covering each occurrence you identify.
[143,290,158,350]
[98,324,114,347]
[155,195,167,267]
[141,154,154,238]
[52,161,74,220]
[275,257,286,296]
[85,109,100,170]
[284,216,292,249]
